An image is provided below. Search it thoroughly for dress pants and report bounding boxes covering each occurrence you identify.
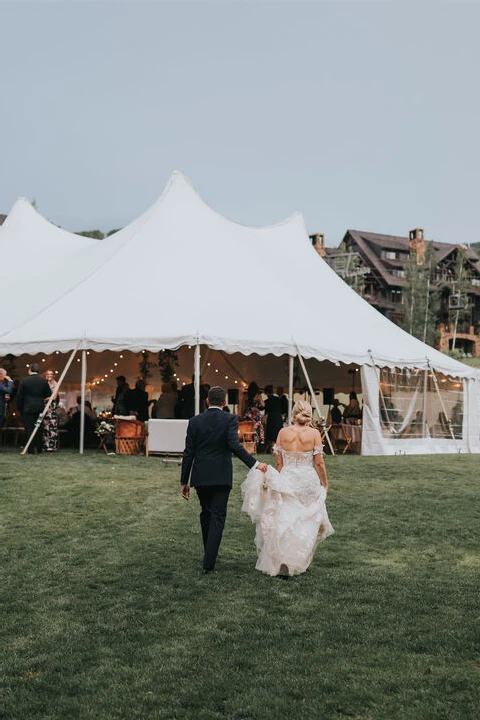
[23,413,43,454]
[195,485,231,570]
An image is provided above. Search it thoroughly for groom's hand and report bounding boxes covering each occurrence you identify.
[180,484,190,500]
[257,463,268,473]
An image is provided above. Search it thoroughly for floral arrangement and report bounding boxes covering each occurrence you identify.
[95,420,115,436]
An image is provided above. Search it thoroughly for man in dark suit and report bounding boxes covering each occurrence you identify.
[180,385,267,574]
[16,363,51,454]
[176,375,208,419]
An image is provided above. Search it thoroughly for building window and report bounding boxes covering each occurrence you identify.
[391,289,403,304]
[384,250,397,260]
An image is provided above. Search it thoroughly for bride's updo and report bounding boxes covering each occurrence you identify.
[292,400,313,426]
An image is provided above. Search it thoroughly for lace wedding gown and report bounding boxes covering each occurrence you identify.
[241,445,334,577]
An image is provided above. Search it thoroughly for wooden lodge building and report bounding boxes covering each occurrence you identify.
[311,229,480,357]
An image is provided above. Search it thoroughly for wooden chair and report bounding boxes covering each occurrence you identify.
[237,420,257,454]
[330,424,352,455]
[114,418,146,455]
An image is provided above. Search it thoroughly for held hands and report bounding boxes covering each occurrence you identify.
[180,484,190,500]
[257,462,268,473]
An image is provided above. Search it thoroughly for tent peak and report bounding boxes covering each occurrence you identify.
[161,170,306,231]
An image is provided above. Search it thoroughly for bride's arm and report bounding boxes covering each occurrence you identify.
[314,454,328,491]
[313,429,328,490]
[275,429,284,471]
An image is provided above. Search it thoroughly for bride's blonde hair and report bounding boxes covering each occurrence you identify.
[292,399,313,426]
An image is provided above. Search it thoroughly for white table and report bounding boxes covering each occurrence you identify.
[146,419,188,455]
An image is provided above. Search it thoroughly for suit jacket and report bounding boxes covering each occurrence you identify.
[16,373,51,416]
[0,379,14,417]
[176,383,208,419]
[124,388,149,421]
[180,408,256,489]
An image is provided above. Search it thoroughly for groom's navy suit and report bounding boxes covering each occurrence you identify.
[181,407,257,571]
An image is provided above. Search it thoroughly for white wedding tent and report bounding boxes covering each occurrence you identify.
[1,171,479,455]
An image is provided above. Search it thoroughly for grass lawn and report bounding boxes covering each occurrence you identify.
[1,450,479,720]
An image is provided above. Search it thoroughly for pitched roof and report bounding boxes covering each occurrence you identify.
[345,229,480,284]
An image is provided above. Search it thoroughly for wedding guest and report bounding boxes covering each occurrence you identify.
[112,375,126,409]
[42,370,59,452]
[276,386,288,422]
[125,379,149,421]
[68,397,97,448]
[343,391,362,422]
[70,396,97,423]
[176,376,207,419]
[56,404,69,429]
[0,368,14,429]
[329,398,343,425]
[112,376,130,415]
[241,381,265,448]
[152,382,178,419]
[264,385,284,452]
[16,363,51,454]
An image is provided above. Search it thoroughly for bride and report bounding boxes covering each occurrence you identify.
[241,399,334,578]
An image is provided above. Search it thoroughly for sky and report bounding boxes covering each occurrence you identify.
[1,0,479,247]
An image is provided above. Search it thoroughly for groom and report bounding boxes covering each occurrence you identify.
[180,385,267,574]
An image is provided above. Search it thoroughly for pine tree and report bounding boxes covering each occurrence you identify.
[447,248,472,350]
[400,242,439,346]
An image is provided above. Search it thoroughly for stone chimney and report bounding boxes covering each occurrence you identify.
[409,228,425,265]
[310,233,326,258]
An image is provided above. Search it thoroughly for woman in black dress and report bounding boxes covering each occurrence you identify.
[42,370,59,452]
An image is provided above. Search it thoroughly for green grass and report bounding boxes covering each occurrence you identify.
[1,451,479,720]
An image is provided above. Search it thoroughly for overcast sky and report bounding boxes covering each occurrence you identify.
[1,0,479,247]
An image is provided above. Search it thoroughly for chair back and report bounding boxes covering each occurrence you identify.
[115,418,146,454]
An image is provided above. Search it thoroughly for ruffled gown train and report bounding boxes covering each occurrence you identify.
[241,447,334,577]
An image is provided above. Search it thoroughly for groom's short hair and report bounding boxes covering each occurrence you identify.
[208,386,226,407]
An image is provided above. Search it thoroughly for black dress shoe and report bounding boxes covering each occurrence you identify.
[277,564,289,579]
[201,568,216,575]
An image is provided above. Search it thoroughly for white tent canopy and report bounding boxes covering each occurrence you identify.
[1,171,478,454]
[0,171,478,376]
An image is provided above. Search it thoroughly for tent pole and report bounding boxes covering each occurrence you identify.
[295,345,335,456]
[428,361,459,449]
[422,368,428,438]
[194,342,200,415]
[368,350,393,431]
[79,350,87,454]
[288,355,294,425]
[21,347,78,456]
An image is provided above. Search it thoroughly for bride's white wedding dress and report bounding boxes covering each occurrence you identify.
[241,445,334,577]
